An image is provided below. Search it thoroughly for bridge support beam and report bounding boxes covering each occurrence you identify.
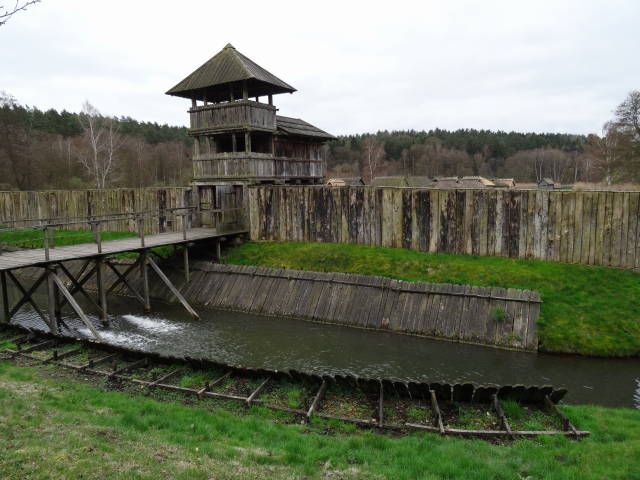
[183,245,190,282]
[146,256,199,319]
[96,258,108,326]
[1,271,10,324]
[50,272,102,341]
[140,251,151,313]
[46,267,59,335]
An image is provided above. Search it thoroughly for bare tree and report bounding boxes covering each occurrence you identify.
[614,90,640,138]
[77,101,122,189]
[361,137,385,183]
[0,0,40,26]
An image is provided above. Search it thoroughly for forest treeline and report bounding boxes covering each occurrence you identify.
[329,91,640,185]
[0,92,192,190]
[1,90,638,190]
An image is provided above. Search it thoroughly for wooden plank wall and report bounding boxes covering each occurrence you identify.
[175,264,539,351]
[0,187,192,234]
[22,259,539,350]
[249,186,640,271]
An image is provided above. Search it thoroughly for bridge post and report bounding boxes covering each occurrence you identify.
[43,227,59,334]
[1,271,9,324]
[92,220,109,325]
[183,247,190,282]
[214,239,221,262]
[53,265,61,320]
[46,266,59,335]
[140,251,151,313]
[137,215,146,248]
[181,212,190,282]
[96,259,108,326]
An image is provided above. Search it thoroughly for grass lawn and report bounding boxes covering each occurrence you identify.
[1,361,639,480]
[224,242,640,357]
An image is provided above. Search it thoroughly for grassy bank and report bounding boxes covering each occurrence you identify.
[224,242,640,357]
[0,361,639,480]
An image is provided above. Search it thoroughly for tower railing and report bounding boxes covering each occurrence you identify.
[189,99,276,132]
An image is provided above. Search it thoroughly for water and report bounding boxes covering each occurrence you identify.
[7,286,639,408]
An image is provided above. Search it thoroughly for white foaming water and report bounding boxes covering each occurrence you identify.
[76,327,151,349]
[122,314,183,334]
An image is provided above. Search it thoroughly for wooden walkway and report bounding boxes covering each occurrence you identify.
[0,228,245,271]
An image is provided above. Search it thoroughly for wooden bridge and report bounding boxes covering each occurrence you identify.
[0,207,247,341]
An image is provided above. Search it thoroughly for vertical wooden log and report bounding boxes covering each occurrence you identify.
[43,226,50,261]
[183,246,190,282]
[140,251,151,313]
[53,265,61,319]
[1,271,9,324]
[46,267,59,335]
[215,239,221,262]
[138,215,145,248]
[96,259,108,325]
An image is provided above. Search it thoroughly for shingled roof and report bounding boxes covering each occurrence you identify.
[166,44,295,102]
[276,115,334,140]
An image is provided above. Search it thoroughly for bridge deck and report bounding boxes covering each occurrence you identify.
[0,228,245,271]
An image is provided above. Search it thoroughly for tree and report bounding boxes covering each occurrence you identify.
[77,101,122,189]
[0,0,40,26]
[614,90,640,138]
[361,137,385,183]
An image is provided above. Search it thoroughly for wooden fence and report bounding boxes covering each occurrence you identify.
[249,186,640,270]
[0,188,192,233]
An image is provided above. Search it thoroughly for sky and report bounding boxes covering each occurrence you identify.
[1,0,639,136]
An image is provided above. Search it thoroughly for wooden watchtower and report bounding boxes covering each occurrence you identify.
[166,43,333,228]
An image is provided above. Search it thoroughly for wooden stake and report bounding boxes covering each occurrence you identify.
[247,377,271,405]
[307,379,328,418]
[430,390,445,434]
[492,394,513,436]
[378,383,384,427]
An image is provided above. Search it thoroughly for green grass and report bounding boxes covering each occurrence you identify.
[0,361,639,479]
[223,241,640,357]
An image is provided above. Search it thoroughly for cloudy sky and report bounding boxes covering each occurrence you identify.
[2,0,638,135]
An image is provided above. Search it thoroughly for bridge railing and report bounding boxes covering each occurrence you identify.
[0,207,204,257]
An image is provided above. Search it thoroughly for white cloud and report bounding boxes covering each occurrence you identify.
[1,0,638,134]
